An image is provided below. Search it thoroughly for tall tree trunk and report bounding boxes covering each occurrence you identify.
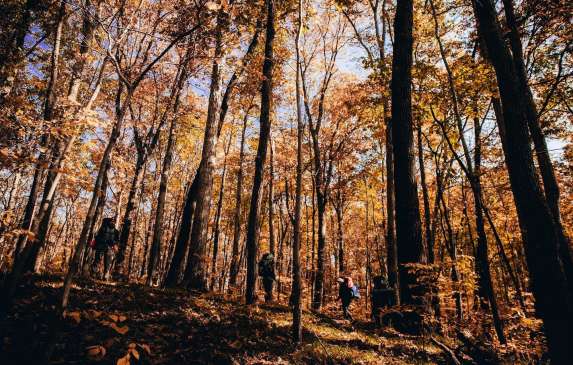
[312,193,327,309]
[501,0,573,287]
[60,84,133,309]
[291,0,303,341]
[116,154,145,272]
[417,124,432,263]
[475,1,573,360]
[391,0,425,305]
[27,0,102,271]
[268,137,275,256]
[1,2,65,313]
[228,105,252,289]
[183,6,229,291]
[334,197,344,274]
[164,174,198,287]
[245,0,275,305]
[439,190,463,321]
[210,133,231,290]
[385,118,399,305]
[81,162,110,274]
[148,83,185,285]
[472,117,506,343]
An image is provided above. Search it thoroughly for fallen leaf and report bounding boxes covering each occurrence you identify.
[86,345,106,361]
[110,323,129,335]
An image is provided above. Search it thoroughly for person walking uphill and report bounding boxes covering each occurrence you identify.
[338,276,360,319]
[258,253,276,303]
[371,275,395,327]
[91,217,119,281]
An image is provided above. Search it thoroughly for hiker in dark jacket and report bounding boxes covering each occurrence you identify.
[258,253,276,303]
[338,276,356,319]
[91,218,119,280]
[371,275,395,326]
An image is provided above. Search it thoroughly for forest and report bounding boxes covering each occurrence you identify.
[0,0,572,363]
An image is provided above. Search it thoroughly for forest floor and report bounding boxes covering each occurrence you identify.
[1,275,544,365]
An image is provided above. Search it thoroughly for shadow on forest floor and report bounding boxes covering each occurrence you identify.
[0,274,495,364]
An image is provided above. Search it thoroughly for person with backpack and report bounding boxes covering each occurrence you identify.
[91,217,119,280]
[371,275,395,326]
[337,276,359,319]
[258,253,276,303]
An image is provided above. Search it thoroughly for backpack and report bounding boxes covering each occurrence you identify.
[96,223,117,247]
[258,255,275,279]
[351,284,360,299]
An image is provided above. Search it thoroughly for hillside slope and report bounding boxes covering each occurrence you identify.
[0,276,541,364]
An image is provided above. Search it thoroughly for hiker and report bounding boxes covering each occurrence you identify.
[258,253,276,303]
[91,217,119,280]
[371,275,395,326]
[338,276,359,319]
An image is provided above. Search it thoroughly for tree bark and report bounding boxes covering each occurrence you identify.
[182,6,229,291]
[385,120,399,305]
[228,105,252,289]
[245,0,275,305]
[417,124,432,263]
[291,0,304,341]
[210,133,232,290]
[501,0,573,288]
[1,2,66,313]
[390,0,425,305]
[148,68,186,285]
[475,2,573,361]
